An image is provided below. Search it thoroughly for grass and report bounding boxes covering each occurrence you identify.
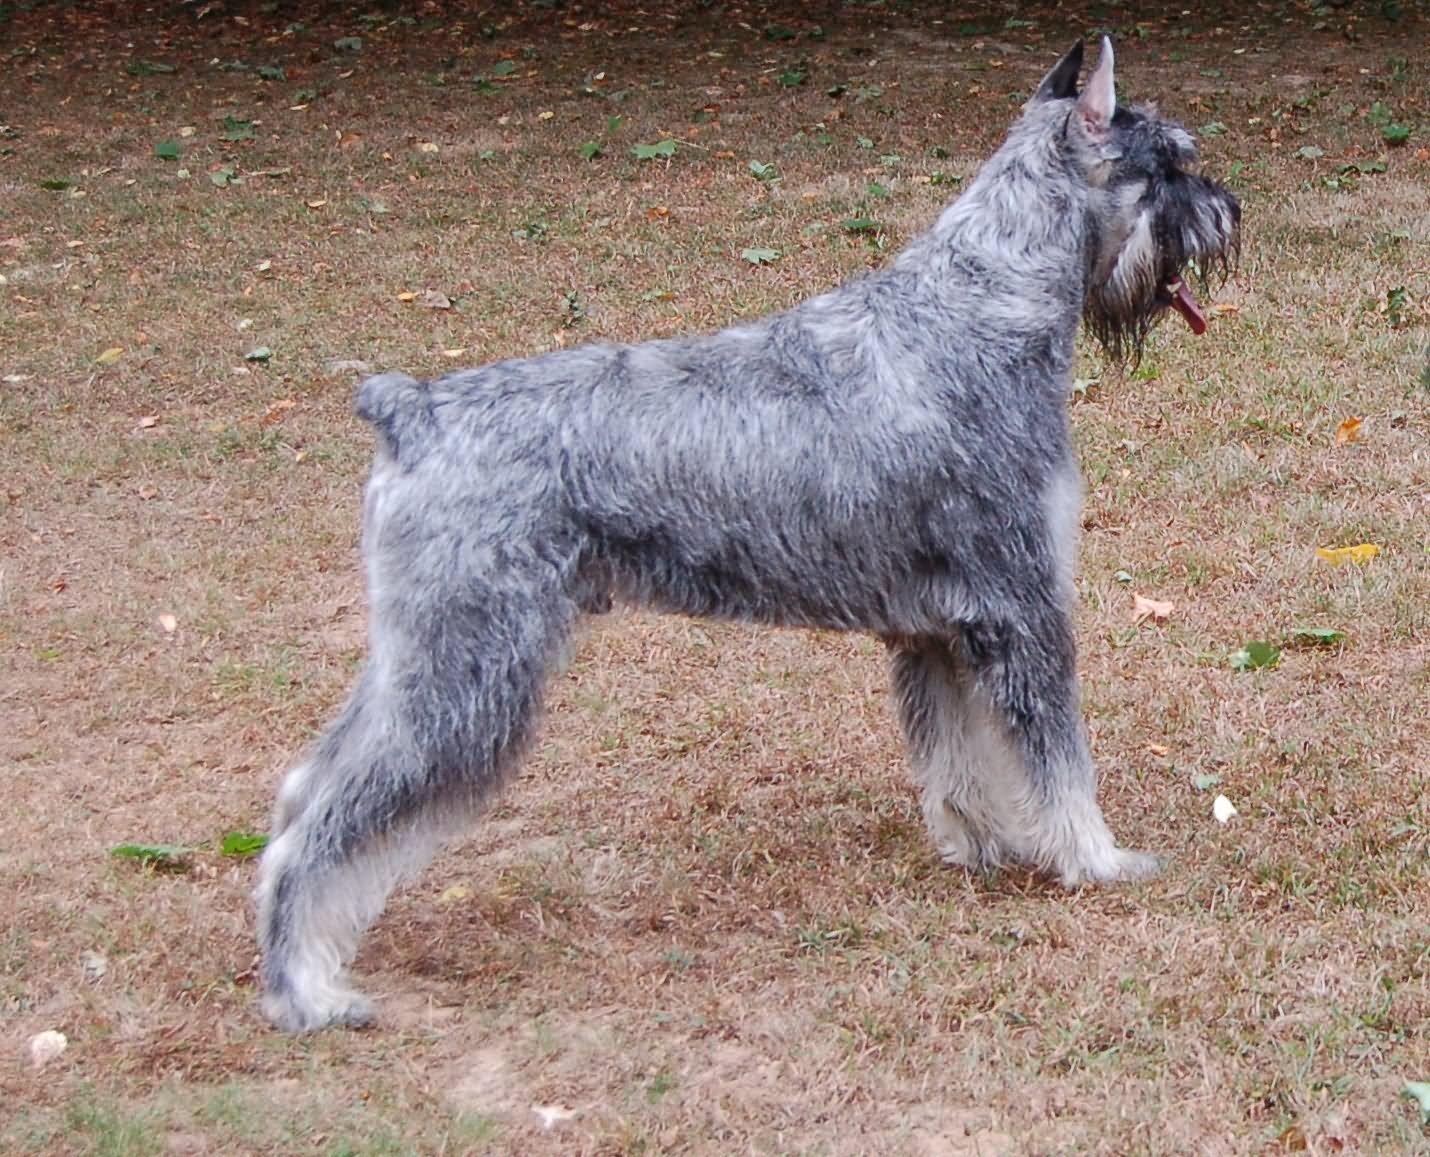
[1,1,1428,1155]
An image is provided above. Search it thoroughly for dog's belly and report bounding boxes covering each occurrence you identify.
[596,520,973,636]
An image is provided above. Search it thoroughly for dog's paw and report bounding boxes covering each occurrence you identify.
[926,801,1012,873]
[1057,846,1162,888]
[261,986,377,1034]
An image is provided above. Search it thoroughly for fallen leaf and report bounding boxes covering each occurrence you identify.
[1334,416,1363,445]
[137,486,158,500]
[537,110,555,121]
[441,347,468,358]
[305,198,328,209]
[157,613,177,634]
[255,259,272,273]
[1404,1081,1430,1123]
[220,832,269,857]
[531,1104,578,1130]
[244,346,273,363]
[417,140,440,153]
[95,346,125,365]
[136,415,160,429]
[420,289,452,309]
[1229,641,1280,671]
[259,398,296,426]
[1209,301,1241,315]
[1132,593,1174,623]
[29,1030,67,1071]
[1145,743,1170,757]
[1289,626,1346,647]
[1213,794,1238,824]
[439,883,472,904]
[325,358,372,375]
[397,291,418,302]
[1316,544,1381,566]
[110,843,192,870]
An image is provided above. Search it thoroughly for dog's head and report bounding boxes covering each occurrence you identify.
[1032,38,1241,362]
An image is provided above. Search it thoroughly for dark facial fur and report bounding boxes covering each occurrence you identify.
[1045,52,1242,361]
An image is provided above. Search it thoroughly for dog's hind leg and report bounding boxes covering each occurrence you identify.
[255,573,573,1032]
[888,637,1027,872]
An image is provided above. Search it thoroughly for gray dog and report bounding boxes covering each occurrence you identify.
[256,37,1240,1031]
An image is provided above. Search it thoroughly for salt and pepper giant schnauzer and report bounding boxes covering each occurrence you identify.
[256,38,1240,1031]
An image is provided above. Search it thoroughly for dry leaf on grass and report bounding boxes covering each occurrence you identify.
[1316,544,1381,566]
[1132,593,1174,623]
[325,358,372,375]
[95,346,124,365]
[420,289,453,310]
[259,398,296,426]
[1334,416,1363,445]
[136,415,159,429]
[531,1104,578,1129]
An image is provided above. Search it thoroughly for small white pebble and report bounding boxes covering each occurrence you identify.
[29,1030,68,1070]
[1213,795,1238,824]
[531,1103,577,1130]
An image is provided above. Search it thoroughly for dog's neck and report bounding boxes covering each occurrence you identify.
[897,107,1093,314]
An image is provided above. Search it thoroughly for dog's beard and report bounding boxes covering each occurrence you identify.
[1084,213,1237,365]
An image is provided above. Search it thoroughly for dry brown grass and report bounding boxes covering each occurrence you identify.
[2,1,1428,1154]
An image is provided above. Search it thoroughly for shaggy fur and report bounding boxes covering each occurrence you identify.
[256,38,1241,1032]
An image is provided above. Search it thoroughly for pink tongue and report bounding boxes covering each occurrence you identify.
[1169,279,1207,335]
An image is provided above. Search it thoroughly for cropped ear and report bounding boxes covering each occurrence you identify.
[1032,40,1083,102]
[1076,36,1116,138]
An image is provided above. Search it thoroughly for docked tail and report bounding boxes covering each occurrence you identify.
[353,371,437,465]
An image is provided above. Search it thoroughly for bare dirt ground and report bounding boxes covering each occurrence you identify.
[1,0,1427,1153]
